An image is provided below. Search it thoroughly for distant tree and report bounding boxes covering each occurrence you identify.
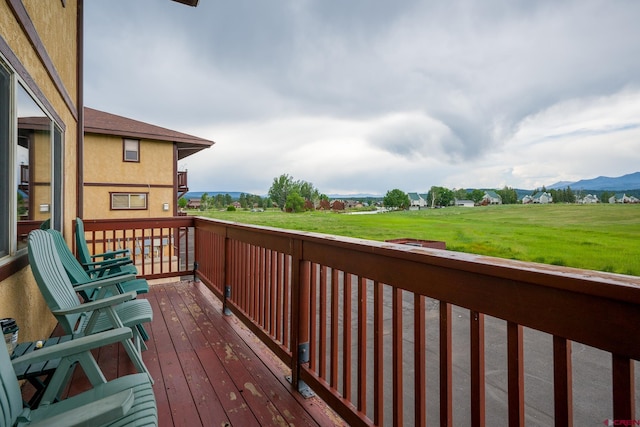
[285,191,305,213]
[469,189,485,204]
[269,174,294,209]
[497,186,518,204]
[269,174,322,210]
[200,192,209,211]
[453,188,468,200]
[601,191,612,203]
[383,189,410,210]
[427,186,454,207]
[178,197,188,210]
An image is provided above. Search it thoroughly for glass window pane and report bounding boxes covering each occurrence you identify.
[112,194,129,209]
[123,139,138,161]
[130,194,147,208]
[17,84,52,250]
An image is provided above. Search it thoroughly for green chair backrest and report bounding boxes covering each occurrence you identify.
[45,229,92,285]
[74,217,93,267]
[28,230,83,335]
[0,343,22,426]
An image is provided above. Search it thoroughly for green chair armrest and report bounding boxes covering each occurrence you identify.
[51,291,137,315]
[73,273,137,291]
[11,328,133,367]
[28,389,134,427]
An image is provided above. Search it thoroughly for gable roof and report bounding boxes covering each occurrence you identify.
[84,107,214,160]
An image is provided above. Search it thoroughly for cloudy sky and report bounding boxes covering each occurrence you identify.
[84,0,640,195]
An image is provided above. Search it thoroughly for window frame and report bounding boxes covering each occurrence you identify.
[110,192,148,210]
[123,138,140,162]
[0,53,64,268]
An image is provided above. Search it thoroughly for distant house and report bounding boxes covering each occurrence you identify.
[331,200,345,211]
[577,194,599,204]
[523,191,553,204]
[408,192,427,209]
[482,191,502,205]
[609,193,639,204]
[454,199,475,207]
[187,198,201,209]
[318,199,331,210]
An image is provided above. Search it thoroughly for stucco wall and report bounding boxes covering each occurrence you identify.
[1,1,79,342]
[83,133,175,219]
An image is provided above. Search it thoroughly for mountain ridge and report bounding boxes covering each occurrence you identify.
[548,171,640,191]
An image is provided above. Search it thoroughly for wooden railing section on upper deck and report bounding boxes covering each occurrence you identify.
[74,217,195,280]
[80,216,640,426]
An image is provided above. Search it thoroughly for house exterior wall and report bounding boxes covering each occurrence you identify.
[1,1,80,342]
[83,133,175,219]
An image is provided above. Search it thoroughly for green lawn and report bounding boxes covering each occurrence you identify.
[194,204,640,276]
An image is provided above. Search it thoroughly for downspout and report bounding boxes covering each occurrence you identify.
[173,143,178,216]
[76,0,84,219]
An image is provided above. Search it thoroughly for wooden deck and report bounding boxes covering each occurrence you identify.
[24,280,345,427]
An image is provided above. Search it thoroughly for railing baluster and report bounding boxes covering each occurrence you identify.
[414,294,426,427]
[309,263,318,372]
[553,336,572,427]
[357,276,367,415]
[374,280,384,425]
[283,254,291,349]
[612,354,635,421]
[319,265,328,380]
[440,302,452,427]
[507,322,524,427]
[275,251,282,342]
[330,268,339,390]
[343,273,353,401]
[471,311,485,427]
[393,287,403,427]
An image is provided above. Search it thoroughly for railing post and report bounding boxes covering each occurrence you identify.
[223,285,232,316]
[289,238,313,397]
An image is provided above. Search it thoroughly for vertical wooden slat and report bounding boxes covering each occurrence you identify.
[612,354,635,421]
[393,287,404,427]
[507,322,524,427]
[440,302,452,427]
[357,276,367,414]
[275,252,282,342]
[330,268,340,389]
[374,281,384,425]
[470,311,485,427]
[414,295,426,427]
[343,273,353,400]
[309,263,318,372]
[283,254,291,349]
[553,336,572,427]
[269,250,276,334]
[319,265,328,380]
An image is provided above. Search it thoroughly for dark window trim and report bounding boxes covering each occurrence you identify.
[109,192,148,210]
[123,138,140,163]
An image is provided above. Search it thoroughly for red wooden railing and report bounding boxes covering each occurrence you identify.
[75,217,195,280]
[81,217,640,426]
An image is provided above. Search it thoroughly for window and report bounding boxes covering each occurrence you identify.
[111,193,148,210]
[123,138,139,162]
[0,56,63,263]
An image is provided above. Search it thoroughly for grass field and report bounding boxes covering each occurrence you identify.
[195,203,640,276]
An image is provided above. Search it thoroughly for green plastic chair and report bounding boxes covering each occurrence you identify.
[74,218,138,277]
[46,229,149,300]
[1,327,157,426]
[27,230,153,381]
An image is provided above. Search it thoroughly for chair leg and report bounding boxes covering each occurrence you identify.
[121,337,153,385]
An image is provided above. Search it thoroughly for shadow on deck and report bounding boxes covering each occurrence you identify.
[23,280,345,427]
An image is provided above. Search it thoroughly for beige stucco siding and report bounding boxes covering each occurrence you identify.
[1,1,79,342]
